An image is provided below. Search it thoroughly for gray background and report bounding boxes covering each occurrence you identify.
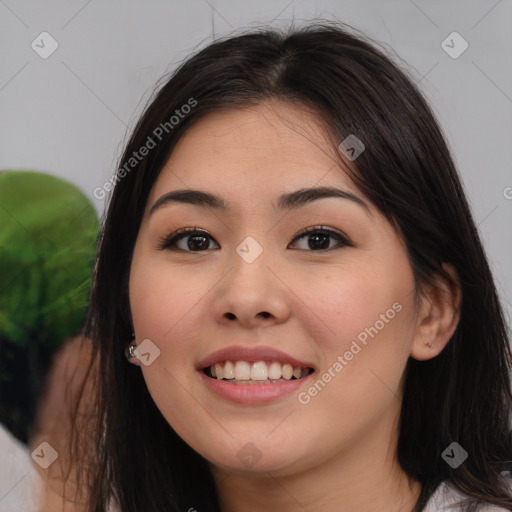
[1,0,511,324]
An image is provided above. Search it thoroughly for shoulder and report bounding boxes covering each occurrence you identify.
[424,471,512,511]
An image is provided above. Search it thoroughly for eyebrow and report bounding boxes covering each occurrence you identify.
[148,186,370,216]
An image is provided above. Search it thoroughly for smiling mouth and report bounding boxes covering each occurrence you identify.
[203,360,315,385]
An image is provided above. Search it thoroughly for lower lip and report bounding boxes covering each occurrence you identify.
[198,370,313,405]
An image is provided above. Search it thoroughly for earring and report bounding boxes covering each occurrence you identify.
[425,341,435,349]
[125,342,138,360]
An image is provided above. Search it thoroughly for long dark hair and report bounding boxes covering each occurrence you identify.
[74,20,512,511]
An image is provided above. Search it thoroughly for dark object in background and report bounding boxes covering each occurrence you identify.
[0,170,99,445]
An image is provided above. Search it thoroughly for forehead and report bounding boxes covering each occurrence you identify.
[148,100,362,209]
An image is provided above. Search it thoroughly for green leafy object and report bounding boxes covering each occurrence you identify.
[0,170,99,351]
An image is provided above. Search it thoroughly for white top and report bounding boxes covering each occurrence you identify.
[0,424,42,512]
[1,423,511,511]
[423,471,512,511]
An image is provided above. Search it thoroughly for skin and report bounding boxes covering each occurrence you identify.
[128,99,461,512]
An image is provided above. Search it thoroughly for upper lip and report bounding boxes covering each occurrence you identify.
[197,345,316,371]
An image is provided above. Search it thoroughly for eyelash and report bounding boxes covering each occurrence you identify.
[157,225,352,252]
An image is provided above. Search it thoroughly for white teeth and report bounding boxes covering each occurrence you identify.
[251,361,268,380]
[282,363,293,380]
[268,361,282,380]
[234,361,251,380]
[223,360,235,379]
[207,360,311,382]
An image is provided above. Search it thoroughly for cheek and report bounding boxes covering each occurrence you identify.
[129,254,217,398]
[129,258,207,428]
[130,255,201,340]
[297,260,417,412]
[292,273,415,446]
[301,264,408,348]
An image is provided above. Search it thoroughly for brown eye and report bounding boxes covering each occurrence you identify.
[289,226,352,251]
[158,228,220,252]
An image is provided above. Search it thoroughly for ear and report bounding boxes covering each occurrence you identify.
[410,263,462,361]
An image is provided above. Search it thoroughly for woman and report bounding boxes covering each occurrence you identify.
[76,21,512,511]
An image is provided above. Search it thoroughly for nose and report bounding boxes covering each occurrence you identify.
[211,249,291,329]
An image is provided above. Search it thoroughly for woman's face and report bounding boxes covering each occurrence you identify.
[129,100,422,476]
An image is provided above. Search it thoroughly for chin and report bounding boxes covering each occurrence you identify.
[194,436,311,476]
